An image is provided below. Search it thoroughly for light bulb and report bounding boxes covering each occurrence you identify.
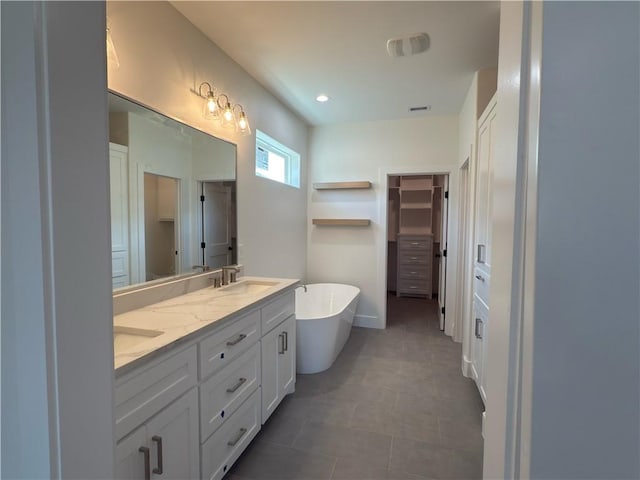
[224,106,233,122]
[238,116,247,129]
[206,93,216,113]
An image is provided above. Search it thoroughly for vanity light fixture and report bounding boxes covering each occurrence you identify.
[234,105,251,136]
[106,17,119,69]
[198,82,219,120]
[195,83,252,135]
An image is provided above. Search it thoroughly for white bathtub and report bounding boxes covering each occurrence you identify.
[295,283,360,374]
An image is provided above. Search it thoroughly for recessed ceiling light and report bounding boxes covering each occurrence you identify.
[316,94,330,102]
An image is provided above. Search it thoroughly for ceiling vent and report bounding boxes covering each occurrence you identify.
[387,33,430,58]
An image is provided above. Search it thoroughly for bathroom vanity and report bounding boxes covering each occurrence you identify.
[113,276,298,480]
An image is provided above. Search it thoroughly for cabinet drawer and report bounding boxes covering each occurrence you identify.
[398,252,431,266]
[398,266,429,280]
[199,309,260,380]
[397,279,430,295]
[261,290,294,334]
[199,343,260,443]
[398,237,432,252]
[201,389,261,480]
[473,268,490,306]
[115,346,198,440]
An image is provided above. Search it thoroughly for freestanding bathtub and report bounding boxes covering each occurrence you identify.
[295,283,360,374]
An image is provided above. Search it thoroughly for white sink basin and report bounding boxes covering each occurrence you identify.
[219,280,278,295]
[114,326,164,351]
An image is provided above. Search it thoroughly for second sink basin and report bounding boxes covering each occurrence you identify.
[219,280,278,295]
[114,325,164,351]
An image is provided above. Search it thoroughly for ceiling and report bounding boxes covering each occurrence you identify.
[172,1,500,126]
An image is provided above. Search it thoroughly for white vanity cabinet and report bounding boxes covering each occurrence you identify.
[115,283,297,480]
[115,346,200,480]
[261,314,296,422]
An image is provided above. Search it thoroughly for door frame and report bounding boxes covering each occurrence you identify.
[377,165,457,331]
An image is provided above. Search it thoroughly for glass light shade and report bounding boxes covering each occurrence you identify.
[203,91,218,119]
[221,101,235,129]
[236,111,251,136]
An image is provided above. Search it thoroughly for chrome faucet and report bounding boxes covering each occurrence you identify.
[221,265,240,285]
[301,284,307,293]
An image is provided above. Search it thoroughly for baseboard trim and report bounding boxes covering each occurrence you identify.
[462,355,473,378]
[353,314,382,329]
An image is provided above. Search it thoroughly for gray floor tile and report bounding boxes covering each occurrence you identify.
[293,421,392,469]
[257,408,307,446]
[441,448,483,479]
[389,437,452,479]
[278,397,357,426]
[438,418,484,453]
[230,441,337,479]
[332,456,431,479]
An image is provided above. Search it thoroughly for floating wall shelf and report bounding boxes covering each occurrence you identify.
[313,181,372,190]
[312,219,371,227]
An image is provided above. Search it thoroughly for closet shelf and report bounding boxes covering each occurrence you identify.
[312,219,370,226]
[313,181,372,190]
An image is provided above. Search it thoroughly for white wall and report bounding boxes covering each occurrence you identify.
[485,1,640,478]
[308,117,459,329]
[457,74,479,362]
[526,2,639,477]
[107,1,309,280]
[2,2,115,478]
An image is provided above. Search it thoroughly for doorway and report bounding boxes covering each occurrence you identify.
[386,173,450,330]
[198,181,237,269]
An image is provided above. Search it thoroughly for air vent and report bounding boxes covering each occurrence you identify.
[409,105,432,112]
[387,33,430,57]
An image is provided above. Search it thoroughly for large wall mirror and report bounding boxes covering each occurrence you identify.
[108,92,237,291]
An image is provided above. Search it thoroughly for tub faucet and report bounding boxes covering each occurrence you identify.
[301,284,307,292]
[222,265,240,285]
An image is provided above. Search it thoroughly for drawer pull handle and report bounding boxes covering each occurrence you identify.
[410,257,418,260]
[278,334,285,354]
[139,446,151,480]
[151,436,163,475]
[226,334,247,346]
[475,275,485,282]
[227,427,248,447]
[475,318,483,339]
[411,242,419,245]
[226,377,247,393]
[409,286,418,289]
[283,331,288,352]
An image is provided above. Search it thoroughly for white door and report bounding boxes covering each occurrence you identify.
[203,182,232,269]
[278,316,296,396]
[438,175,449,330]
[145,389,199,480]
[110,143,130,288]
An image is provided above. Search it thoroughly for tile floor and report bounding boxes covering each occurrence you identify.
[226,295,484,480]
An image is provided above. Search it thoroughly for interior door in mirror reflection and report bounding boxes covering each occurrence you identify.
[144,173,179,282]
[200,181,237,269]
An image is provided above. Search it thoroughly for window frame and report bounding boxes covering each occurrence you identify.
[255,130,300,188]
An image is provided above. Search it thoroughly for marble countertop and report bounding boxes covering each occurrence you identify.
[114,276,299,374]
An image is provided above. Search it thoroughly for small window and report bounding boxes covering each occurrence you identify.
[255,130,300,188]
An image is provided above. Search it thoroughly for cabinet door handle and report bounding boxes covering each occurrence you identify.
[278,334,285,354]
[226,377,247,393]
[475,318,483,339]
[151,436,163,475]
[283,331,288,352]
[227,427,248,447]
[226,333,247,346]
[138,446,151,480]
[475,274,485,282]
[477,244,486,263]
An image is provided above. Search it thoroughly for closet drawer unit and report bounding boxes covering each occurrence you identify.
[398,252,431,266]
[473,268,491,306]
[261,290,295,334]
[201,389,261,480]
[199,343,260,443]
[398,237,433,252]
[398,266,430,280]
[397,279,429,295]
[115,345,198,440]
[199,309,260,380]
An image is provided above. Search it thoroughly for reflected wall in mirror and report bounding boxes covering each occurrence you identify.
[108,92,237,290]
